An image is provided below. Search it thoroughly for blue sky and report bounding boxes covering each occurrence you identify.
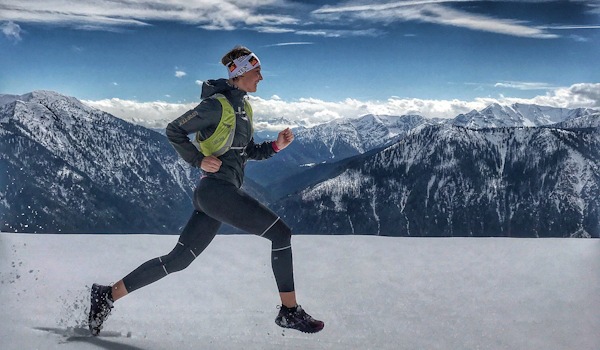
[1,0,599,128]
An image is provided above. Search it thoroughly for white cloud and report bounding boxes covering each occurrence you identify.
[262,42,314,47]
[518,83,600,109]
[313,1,559,39]
[588,3,600,15]
[0,0,295,32]
[253,26,296,34]
[175,70,187,78]
[2,0,567,39]
[545,25,600,30]
[293,28,383,37]
[494,81,560,91]
[82,98,195,130]
[422,5,557,39]
[1,21,22,41]
[83,83,600,131]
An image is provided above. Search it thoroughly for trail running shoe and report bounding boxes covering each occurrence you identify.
[275,305,324,333]
[88,283,114,336]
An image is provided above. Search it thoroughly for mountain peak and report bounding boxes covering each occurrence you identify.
[0,90,197,233]
[484,102,504,110]
[1,90,88,113]
[453,102,598,129]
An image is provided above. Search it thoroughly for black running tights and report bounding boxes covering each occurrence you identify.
[121,177,294,293]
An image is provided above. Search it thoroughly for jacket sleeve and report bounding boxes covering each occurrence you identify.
[245,138,278,161]
[165,99,221,167]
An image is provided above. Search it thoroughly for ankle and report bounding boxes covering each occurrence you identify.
[281,304,298,311]
[111,281,128,301]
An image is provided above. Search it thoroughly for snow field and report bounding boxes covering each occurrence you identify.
[0,233,598,349]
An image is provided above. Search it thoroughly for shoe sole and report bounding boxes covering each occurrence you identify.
[276,320,325,333]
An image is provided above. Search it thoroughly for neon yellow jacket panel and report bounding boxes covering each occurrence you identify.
[196,93,253,157]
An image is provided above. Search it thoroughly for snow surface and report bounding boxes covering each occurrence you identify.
[1,233,598,350]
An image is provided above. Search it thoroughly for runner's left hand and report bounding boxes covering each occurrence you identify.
[275,128,294,151]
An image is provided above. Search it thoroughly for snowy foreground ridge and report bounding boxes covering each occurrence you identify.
[1,233,598,350]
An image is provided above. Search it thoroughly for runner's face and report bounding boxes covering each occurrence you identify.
[236,67,262,93]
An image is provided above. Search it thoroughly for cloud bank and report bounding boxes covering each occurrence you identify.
[0,0,296,32]
[3,0,596,39]
[312,1,560,39]
[83,98,196,130]
[83,83,600,131]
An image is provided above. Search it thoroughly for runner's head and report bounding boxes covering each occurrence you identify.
[222,46,262,93]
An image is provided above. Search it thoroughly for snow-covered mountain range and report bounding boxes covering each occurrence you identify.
[275,122,600,238]
[452,103,596,129]
[246,114,433,188]
[249,103,598,189]
[0,91,198,233]
[1,90,598,237]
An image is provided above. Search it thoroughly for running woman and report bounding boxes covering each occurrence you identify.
[88,46,324,336]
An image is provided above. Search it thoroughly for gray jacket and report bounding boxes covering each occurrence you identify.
[166,79,277,188]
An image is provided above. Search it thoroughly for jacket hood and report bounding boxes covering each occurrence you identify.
[201,79,245,99]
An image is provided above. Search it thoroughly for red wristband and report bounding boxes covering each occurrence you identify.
[272,142,280,152]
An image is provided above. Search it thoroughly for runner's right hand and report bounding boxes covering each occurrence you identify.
[200,156,222,173]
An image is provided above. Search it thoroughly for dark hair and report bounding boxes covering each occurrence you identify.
[221,46,253,67]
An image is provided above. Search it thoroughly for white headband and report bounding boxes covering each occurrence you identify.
[226,53,261,79]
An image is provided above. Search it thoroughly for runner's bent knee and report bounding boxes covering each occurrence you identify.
[161,243,196,273]
[261,218,292,249]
